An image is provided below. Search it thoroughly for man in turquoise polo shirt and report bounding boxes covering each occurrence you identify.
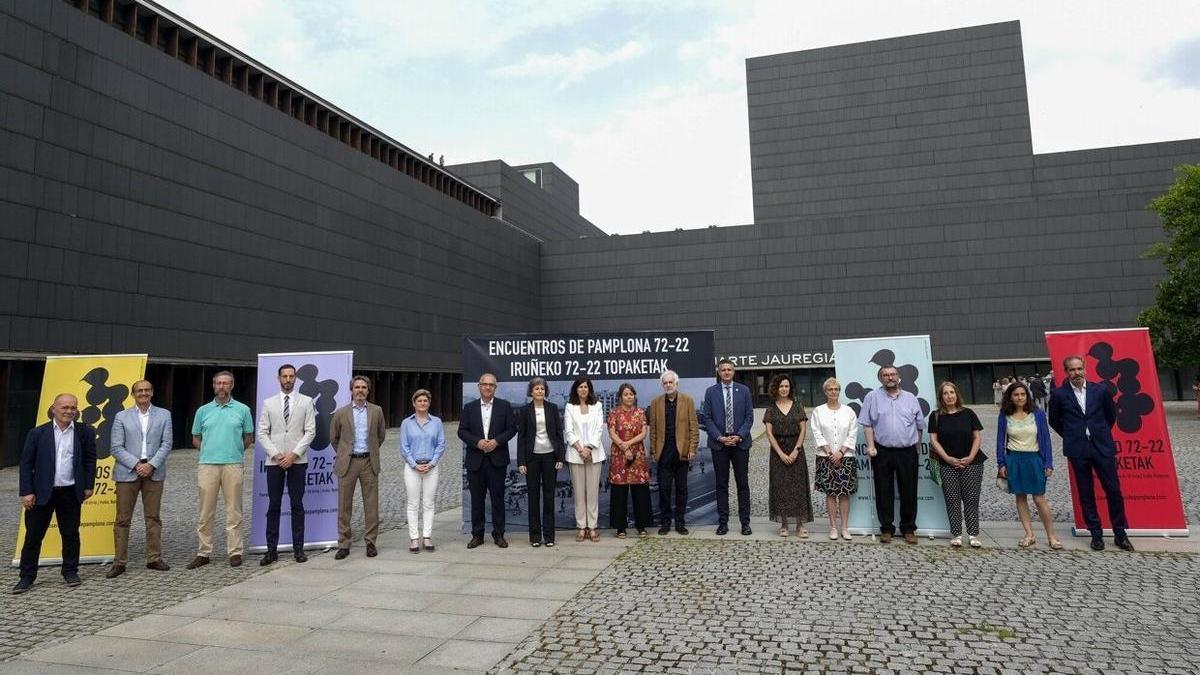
[187,370,254,569]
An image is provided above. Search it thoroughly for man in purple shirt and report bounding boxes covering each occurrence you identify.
[859,365,925,544]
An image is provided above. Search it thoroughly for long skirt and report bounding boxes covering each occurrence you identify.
[768,438,812,522]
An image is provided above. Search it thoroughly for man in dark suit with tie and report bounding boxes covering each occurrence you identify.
[701,359,755,536]
[14,393,97,594]
[458,373,517,548]
[1048,355,1133,552]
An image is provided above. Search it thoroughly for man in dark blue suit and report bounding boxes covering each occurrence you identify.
[1048,356,1132,552]
[457,373,517,549]
[701,359,755,535]
[15,393,98,594]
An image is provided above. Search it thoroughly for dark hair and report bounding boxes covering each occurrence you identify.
[1001,382,1035,415]
[351,375,371,391]
[527,377,548,397]
[717,358,735,368]
[278,363,296,376]
[1062,355,1085,370]
[936,381,964,414]
[877,364,899,378]
[568,377,596,405]
[768,374,794,401]
[616,383,637,407]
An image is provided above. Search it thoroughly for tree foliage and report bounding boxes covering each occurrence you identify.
[1138,164,1200,368]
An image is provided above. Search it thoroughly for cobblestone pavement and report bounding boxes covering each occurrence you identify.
[495,537,1200,674]
[0,423,461,661]
[741,402,1200,525]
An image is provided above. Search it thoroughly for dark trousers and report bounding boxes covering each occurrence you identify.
[712,445,750,526]
[525,453,558,543]
[265,463,306,552]
[610,483,652,531]
[468,462,507,537]
[657,446,689,527]
[871,444,919,535]
[20,486,82,580]
[1069,450,1128,537]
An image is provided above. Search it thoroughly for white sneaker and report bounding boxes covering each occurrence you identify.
[969,536,983,548]
[841,531,852,541]
[950,536,963,547]
[829,529,839,540]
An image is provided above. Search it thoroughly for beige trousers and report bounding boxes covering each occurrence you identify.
[114,476,164,565]
[196,463,243,558]
[569,462,602,529]
[337,456,380,548]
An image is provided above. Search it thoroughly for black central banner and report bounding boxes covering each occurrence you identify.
[461,330,717,532]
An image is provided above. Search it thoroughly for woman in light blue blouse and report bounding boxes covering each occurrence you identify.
[400,389,445,553]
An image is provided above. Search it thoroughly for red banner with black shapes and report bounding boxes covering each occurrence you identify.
[1045,328,1188,535]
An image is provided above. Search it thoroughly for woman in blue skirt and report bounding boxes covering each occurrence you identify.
[995,382,1063,550]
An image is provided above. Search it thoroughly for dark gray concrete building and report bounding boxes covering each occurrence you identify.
[0,3,1196,463]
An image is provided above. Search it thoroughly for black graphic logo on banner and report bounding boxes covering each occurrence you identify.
[1088,342,1154,433]
[296,363,339,450]
[844,349,931,418]
[79,367,128,460]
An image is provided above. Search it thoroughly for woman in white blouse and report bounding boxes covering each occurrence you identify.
[564,377,606,542]
[810,377,859,540]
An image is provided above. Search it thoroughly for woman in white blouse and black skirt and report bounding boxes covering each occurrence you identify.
[809,377,859,540]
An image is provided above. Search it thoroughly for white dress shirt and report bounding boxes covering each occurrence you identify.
[53,422,76,487]
[1072,382,1090,437]
[138,406,151,459]
[480,399,493,440]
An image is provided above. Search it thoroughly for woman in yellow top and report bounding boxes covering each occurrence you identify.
[995,382,1062,550]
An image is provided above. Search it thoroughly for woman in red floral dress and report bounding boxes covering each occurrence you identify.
[607,383,651,537]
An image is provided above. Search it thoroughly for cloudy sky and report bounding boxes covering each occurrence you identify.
[158,0,1200,234]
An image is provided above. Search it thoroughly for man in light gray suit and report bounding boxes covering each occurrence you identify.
[108,379,173,578]
[257,363,316,565]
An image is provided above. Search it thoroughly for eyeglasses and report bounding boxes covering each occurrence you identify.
[479,383,497,387]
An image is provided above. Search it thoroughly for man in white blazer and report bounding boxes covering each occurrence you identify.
[108,379,174,578]
[257,363,316,565]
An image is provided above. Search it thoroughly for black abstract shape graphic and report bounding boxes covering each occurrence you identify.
[296,363,339,450]
[1087,342,1154,434]
[79,367,128,460]
[844,348,931,418]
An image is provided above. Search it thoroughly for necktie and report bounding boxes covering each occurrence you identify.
[284,395,290,424]
[724,385,733,434]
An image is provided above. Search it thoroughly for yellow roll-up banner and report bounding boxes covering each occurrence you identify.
[11,354,148,566]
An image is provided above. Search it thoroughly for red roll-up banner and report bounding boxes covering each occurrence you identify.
[1044,328,1189,536]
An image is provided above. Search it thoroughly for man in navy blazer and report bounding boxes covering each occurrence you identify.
[108,379,173,578]
[14,394,97,594]
[1048,355,1132,552]
[457,373,517,549]
[701,359,755,535]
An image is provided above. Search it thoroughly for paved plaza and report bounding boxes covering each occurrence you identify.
[0,403,1197,672]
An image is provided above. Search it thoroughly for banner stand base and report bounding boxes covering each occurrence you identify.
[10,555,113,568]
[247,541,339,554]
[1070,527,1190,538]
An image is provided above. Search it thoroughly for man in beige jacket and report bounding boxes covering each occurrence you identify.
[647,370,699,535]
[328,375,387,558]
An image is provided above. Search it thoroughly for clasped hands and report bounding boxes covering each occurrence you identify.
[476,439,499,453]
[718,435,742,447]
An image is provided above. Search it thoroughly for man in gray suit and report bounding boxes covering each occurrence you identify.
[257,364,316,565]
[108,379,173,578]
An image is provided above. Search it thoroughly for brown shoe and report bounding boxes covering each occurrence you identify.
[589,529,600,543]
[229,555,243,567]
[879,533,893,544]
[904,533,918,545]
[186,556,210,570]
[105,564,126,579]
[146,560,170,571]
[366,543,378,557]
[334,548,350,560]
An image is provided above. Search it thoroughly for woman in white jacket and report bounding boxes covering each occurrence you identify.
[564,377,606,542]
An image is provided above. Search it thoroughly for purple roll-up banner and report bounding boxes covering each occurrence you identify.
[250,351,353,552]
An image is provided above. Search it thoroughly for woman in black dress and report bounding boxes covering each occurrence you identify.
[765,374,812,537]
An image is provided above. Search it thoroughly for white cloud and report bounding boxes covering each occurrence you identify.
[492,41,648,88]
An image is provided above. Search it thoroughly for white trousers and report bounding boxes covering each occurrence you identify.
[404,464,439,540]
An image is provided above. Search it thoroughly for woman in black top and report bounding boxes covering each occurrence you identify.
[928,381,985,547]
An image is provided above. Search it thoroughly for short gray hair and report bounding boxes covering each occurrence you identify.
[659,369,679,383]
[212,370,235,384]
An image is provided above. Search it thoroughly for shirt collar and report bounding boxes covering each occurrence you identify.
[1072,381,1086,393]
[212,397,233,407]
[54,421,74,433]
[353,401,367,411]
[480,399,494,406]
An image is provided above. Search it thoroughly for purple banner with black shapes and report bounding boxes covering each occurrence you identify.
[250,351,352,551]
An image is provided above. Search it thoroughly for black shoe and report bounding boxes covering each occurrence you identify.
[366,543,378,557]
[467,535,485,549]
[1090,537,1105,551]
[259,552,278,567]
[11,578,33,594]
[105,564,126,579]
[334,548,350,560]
[716,524,729,536]
[293,551,308,563]
[63,573,82,587]
[146,560,170,571]
[637,529,648,537]
[186,555,210,569]
[1115,537,1135,552]
[544,541,555,548]
[676,526,689,536]
[531,540,541,548]
[741,525,753,536]
[658,525,671,535]
[493,535,509,549]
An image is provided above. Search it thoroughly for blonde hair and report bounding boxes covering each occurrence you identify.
[822,377,840,391]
